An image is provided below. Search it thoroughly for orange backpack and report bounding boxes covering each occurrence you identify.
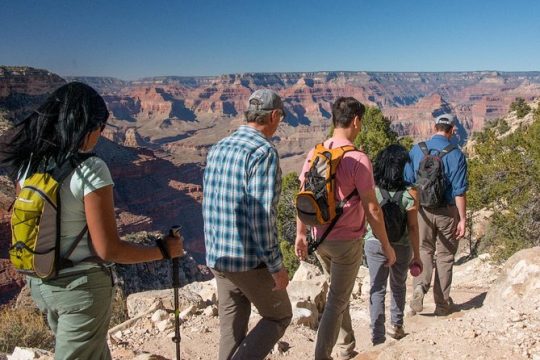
[295,143,359,252]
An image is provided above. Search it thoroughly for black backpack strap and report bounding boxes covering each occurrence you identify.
[51,153,95,183]
[380,188,391,202]
[58,225,89,270]
[337,188,359,210]
[52,153,97,273]
[308,189,358,254]
[419,142,429,156]
[391,190,404,203]
[438,144,456,158]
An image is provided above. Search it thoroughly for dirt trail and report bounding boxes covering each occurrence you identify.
[112,254,521,360]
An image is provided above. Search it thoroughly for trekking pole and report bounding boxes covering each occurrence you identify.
[169,225,182,360]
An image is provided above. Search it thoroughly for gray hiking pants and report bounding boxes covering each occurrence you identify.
[365,240,411,343]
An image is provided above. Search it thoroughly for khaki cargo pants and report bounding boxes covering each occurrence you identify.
[413,205,459,308]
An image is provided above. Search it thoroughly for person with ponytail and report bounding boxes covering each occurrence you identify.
[1,82,183,360]
[364,144,422,345]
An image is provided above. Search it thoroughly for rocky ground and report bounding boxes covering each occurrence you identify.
[6,248,540,360]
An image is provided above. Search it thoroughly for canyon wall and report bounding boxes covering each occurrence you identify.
[2,66,540,302]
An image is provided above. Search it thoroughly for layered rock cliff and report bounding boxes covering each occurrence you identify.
[0,66,65,123]
[67,70,540,168]
[2,66,540,305]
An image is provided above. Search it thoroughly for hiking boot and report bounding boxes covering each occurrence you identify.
[433,306,450,316]
[434,297,454,316]
[372,337,386,346]
[410,286,424,313]
[387,324,406,340]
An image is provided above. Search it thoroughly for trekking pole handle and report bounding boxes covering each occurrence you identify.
[169,225,182,238]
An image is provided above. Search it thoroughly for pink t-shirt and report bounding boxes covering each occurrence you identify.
[299,137,375,241]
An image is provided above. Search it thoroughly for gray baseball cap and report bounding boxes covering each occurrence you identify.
[435,113,456,126]
[247,89,284,112]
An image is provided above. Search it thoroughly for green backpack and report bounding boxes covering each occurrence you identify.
[9,154,96,279]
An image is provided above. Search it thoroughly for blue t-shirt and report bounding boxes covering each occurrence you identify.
[404,135,468,205]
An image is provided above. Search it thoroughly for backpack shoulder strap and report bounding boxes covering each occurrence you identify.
[51,153,96,184]
[391,190,405,202]
[337,188,359,210]
[340,145,358,153]
[419,142,429,156]
[308,188,358,254]
[439,144,456,158]
[51,153,97,272]
[379,188,391,202]
[314,143,326,152]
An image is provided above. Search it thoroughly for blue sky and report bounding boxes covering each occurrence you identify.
[1,0,539,79]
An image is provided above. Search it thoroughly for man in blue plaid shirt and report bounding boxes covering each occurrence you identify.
[203,89,292,360]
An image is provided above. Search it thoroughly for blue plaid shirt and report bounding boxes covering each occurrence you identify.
[203,125,283,273]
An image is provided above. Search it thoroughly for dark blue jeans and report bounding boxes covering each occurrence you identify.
[364,240,411,343]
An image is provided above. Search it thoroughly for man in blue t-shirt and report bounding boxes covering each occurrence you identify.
[404,113,468,316]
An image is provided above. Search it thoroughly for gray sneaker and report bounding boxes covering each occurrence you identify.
[387,325,406,340]
[410,286,424,313]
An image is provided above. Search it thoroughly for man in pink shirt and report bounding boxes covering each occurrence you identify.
[295,97,396,360]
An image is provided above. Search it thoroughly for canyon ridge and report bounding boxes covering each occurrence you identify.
[1,66,540,303]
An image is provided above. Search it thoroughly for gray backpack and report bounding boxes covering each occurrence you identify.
[416,142,455,209]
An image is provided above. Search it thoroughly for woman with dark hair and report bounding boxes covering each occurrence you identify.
[2,82,183,359]
[364,144,423,345]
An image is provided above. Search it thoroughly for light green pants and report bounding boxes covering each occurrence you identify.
[28,267,113,360]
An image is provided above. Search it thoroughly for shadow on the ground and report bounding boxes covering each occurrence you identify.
[419,291,487,318]
[454,291,487,311]
[454,239,482,265]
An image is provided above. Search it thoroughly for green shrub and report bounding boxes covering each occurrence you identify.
[354,106,398,160]
[276,173,301,277]
[398,136,414,151]
[497,119,510,134]
[469,106,540,261]
[509,97,531,119]
[277,173,300,244]
[0,305,54,354]
[280,240,299,279]
[327,105,400,159]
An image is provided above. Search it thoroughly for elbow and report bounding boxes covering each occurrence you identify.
[368,203,382,219]
[94,247,116,262]
[92,238,123,263]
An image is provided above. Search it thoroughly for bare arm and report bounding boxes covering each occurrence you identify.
[295,216,308,260]
[84,185,184,263]
[406,188,422,267]
[359,188,396,266]
[455,194,467,239]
